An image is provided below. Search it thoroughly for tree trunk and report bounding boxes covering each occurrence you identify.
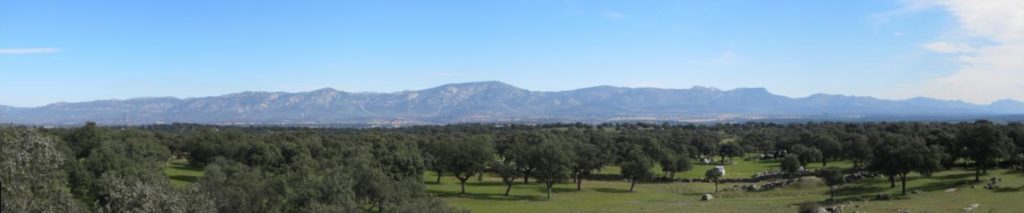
[546,181,553,199]
[436,171,442,183]
[900,173,907,195]
[523,173,530,184]
[576,175,583,191]
[504,183,513,196]
[889,175,895,188]
[829,186,835,201]
[460,179,467,194]
[822,159,827,167]
[975,165,981,182]
[714,180,719,192]
[720,155,725,165]
[629,180,636,192]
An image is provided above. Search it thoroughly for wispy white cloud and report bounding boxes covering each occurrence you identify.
[870,0,936,25]
[0,48,61,55]
[907,0,1024,104]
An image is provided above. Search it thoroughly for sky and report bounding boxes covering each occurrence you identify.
[1,0,1022,107]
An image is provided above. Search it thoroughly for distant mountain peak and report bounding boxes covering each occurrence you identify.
[312,87,339,92]
[730,87,770,94]
[439,81,516,88]
[690,86,721,92]
[992,99,1023,105]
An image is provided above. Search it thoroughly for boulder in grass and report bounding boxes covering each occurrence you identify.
[700,194,714,201]
[874,193,893,201]
[964,204,980,213]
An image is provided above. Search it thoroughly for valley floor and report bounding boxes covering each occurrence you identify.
[425,168,1023,213]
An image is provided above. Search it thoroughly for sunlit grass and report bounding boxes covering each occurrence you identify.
[427,163,1023,212]
[163,158,204,188]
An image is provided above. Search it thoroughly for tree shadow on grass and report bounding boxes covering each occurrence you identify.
[934,172,973,180]
[533,186,578,193]
[466,181,506,187]
[593,187,632,193]
[169,175,199,184]
[908,179,966,192]
[833,185,888,197]
[788,194,910,207]
[426,189,546,201]
[992,187,1022,193]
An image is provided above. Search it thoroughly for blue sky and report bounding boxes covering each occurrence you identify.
[2,0,1022,107]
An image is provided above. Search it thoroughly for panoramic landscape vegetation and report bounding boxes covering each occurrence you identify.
[4,0,1024,212]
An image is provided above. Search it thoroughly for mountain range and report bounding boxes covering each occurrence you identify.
[2,81,1023,126]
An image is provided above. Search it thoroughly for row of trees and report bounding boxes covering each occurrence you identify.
[416,121,1024,197]
[4,120,1022,212]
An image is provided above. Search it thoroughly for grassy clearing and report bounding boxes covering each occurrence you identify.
[163,158,204,188]
[597,157,854,179]
[160,158,1023,212]
[428,166,1024,212]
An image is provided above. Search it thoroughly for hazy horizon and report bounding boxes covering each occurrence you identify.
[3,80,1022,108]
[3,0,1023,106]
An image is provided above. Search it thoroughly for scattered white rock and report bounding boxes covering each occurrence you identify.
[700,194,714,201]
[945,188,958,192]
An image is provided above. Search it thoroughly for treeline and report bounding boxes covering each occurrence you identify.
[2,121,1023,212]
[1,123,464,213]
[410,121,1023,197]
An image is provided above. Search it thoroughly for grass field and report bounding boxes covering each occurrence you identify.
[595,157,855,179]
[163,158,204,188]
[161,158,1023,212]
[427,168,1024,213]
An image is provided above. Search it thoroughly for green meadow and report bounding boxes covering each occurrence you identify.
[165,157,1024,212]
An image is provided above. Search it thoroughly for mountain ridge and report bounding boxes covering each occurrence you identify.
[2,81,1022,125]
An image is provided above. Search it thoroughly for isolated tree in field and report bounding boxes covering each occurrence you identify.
[443,136,495,194]
[867,134,944,195]
[570,142,606,190]
[718,143,745,164]
[842,135,872,168]
[960,121,1015,182]
[818,167,845,201]
[704,167,720,192]
[780,154,802,174]
[422,138,449,183]
[491,161,520,196]
[1010,124,1024,169]
[502,132,546,184]
[789,144,822,167]
[619,151,654,192]
[705,167,724,192]
[692,134,720,160]
[659,152,693,179]
[813,135,842,167]
[532,142,571,199]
